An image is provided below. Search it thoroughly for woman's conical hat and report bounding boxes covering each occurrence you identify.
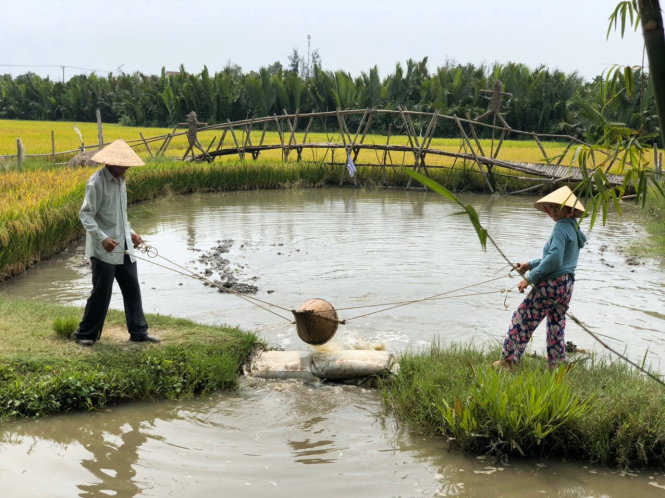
[91,139,145,167]
[534,186,585,217]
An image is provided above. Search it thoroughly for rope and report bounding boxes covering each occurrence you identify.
[128,244,294,322]
[126,244,518,326]
[337,273,516,321]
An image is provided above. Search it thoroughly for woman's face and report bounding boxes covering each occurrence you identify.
[544,205,573,221]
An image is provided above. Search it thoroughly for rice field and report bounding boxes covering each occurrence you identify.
[0,118,578,167]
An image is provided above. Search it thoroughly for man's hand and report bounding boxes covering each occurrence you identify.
[131,233,144,248]
[517,279,530,293]
[101,237,119,252]
[514,262,530,275]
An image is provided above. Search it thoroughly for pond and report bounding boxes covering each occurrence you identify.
[1,188,664,496]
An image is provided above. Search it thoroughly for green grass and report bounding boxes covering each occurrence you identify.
[381,343,665,469]
[0,297,257,420]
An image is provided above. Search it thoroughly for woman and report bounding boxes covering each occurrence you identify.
[494,186,588,369]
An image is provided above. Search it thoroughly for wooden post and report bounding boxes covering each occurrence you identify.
[532,133,548,162]
[555,140,573,165]
[454,115,495,193]
[297,116,314,161]
[492,129,507,159]
[655,143,662,182]
[273,114,285,161]
[206,136,217,153]
[464,113,486,158]
[156,127,177,156]
[139,132,154,158]
[96,108,104,149]
[227,120,243,160]
[17,138,25,166]
[51,130,56,163]
[399,107,422,189]
[215,129,228,152]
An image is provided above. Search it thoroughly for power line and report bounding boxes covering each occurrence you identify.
[0,64,115,82]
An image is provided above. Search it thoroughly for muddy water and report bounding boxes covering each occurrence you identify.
[1,189,664,496]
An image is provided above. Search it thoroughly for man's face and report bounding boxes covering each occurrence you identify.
[107,165,130,178]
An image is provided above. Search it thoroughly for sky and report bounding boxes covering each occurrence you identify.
[0,0,647,83]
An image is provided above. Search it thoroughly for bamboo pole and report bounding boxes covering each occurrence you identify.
[555,140,574,166]
[227,120,243,161]
[454,115,495,193]
[215,129,228,152]
[532,133,548,162]
[51,130,55,163]
[96,109,104,149]
[139,132,154,158]
[297,115,314,161]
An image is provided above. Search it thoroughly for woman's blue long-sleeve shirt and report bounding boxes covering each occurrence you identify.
[527,218,588,284]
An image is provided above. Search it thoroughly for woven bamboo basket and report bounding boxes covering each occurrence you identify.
[292,298,340,345]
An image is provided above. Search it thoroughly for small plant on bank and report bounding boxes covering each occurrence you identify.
[52,316,79,340]
[436,364,591,456]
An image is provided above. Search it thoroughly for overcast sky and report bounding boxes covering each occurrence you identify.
[0,0,647,83]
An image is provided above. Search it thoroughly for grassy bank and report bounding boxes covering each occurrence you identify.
[0,297,257,420]
[632,188,665,258]
[381,344,665,469]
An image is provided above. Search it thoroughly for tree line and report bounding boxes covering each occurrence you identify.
[0,58,660,145]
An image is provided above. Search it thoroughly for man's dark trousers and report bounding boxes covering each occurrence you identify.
[76,254,148,341]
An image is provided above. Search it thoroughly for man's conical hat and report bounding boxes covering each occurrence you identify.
[91,139,145,167]
[534,186,585,217]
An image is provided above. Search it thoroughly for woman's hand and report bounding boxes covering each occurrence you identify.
[517,279,530,293]
[514,262,530,275]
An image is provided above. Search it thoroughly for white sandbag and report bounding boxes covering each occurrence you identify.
[247,349,397,381]
[248,350,318,381]
[311,350,396,380]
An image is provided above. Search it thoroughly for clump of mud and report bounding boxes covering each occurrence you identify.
[192,239,259,294]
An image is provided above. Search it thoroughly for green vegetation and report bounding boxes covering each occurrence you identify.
[52,316,78,339]
[381,344,665,469]
[0,59,660,145]
[0,297,256,420]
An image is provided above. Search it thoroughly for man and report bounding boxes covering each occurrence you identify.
[74,139,160,346]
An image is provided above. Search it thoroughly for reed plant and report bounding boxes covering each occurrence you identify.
[381,343,665,468]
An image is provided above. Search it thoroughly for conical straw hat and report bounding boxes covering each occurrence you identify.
[534,186,585,217]
[91,139,145,167]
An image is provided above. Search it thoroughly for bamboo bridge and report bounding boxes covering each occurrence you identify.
[135,107,625,193]
[8,105,631,193]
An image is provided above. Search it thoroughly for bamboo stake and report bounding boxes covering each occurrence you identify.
[556,140,574,166]
[206,136,217,153]
[157,127,177,156]
[297,115,314,161]
[51,130,55,163]
[454,115,495,193]
[227,120,243,161]
[465,113,486,158]
[96,108,104,149]
[215,129,228,152]
[532,133,548,162]
[139,132,154,158]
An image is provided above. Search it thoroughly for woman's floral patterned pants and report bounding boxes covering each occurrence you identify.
[501,273,575,367]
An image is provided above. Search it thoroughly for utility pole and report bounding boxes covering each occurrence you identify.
[307,34,311,79]
[61,65,65,83]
